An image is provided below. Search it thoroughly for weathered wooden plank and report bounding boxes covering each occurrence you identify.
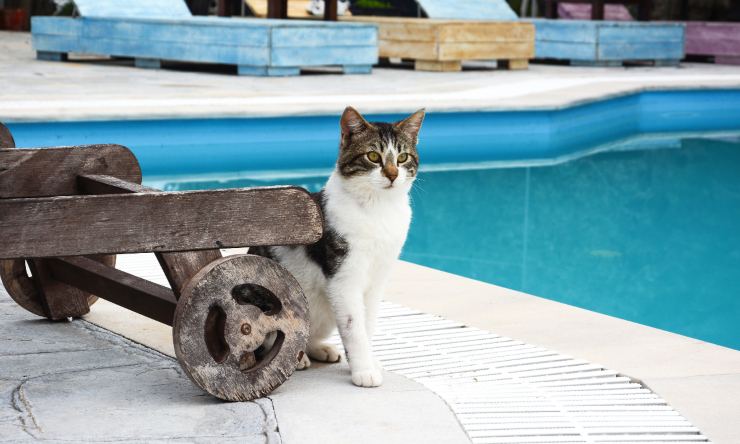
[30,17,83,36]
[32,34,79,54]
[0,123,14,148]
[79,37,271,66]
[415,60,462,72]
[438,42,534,61]
[271,26,377,48]
[441,23,533,43]
[271,45,377,67]
[0,186,323,259]
[47,256,177,325]
[78,174,223,298]
[599,41,685,60]
[345,17,534,43]
[685,21,740,57]
[373,21,439,43]
[0,145,142,198]
[27,259,91,319]
[157,250,222,298]
[535,40,598,61]
[380,41,438,60]
[527,19,599,43]
[598,24,684,43]
[84,19,271,47]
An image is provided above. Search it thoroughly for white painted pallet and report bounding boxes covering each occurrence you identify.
[118,253,710,444]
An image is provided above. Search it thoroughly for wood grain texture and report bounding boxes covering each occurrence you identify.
[379,41,438,60]
[0,255,114,319]
[438,42,534,61]
[685,21,740,57]
[157,251,223,299]
[346,17,533,65]
[47,256,177,325]
[529,19,685,63]
[0,186,323,258]
[173,254,309,401]
[415,60,462,72]
[78,174,224,298]
[0,145,142,198]
[28,259,91,319]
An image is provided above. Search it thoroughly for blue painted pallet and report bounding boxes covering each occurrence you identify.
[528,19,685,66]
[31,0,377,76]
[416,0,518,20]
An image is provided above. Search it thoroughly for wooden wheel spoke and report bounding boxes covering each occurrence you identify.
[222,303,273,355]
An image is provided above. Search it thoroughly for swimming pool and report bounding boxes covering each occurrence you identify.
[8,89,740,350]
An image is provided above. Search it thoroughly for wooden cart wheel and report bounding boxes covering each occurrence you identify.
[173,254,309,401]
[0,256,115,318]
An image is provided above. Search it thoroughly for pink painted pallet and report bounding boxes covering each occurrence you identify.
[557,3,633,20]
[685,21,740,65]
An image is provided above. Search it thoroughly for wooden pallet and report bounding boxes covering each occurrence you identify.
[343,16,534,72]
[31,0,376,77]
[685,21,740,65]
[529,19,685,67]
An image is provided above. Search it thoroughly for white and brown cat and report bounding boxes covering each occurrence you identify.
[251,106,425,387]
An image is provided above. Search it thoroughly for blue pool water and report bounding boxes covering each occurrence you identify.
[8,89,740,349]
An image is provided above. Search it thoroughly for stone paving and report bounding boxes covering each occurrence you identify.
[0,289,280,443]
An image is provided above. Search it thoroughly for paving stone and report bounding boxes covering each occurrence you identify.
[0,289,280,443]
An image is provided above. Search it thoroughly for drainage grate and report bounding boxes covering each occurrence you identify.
[329,304,710,444]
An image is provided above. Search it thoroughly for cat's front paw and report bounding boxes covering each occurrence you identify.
[296,352,312,370]
[351,368,383,387]
[307,343,341,363]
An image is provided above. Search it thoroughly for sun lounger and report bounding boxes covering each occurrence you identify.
[407,0,685,67]
[685,21,740,65]
[31,0,377,76]
[344,0,532,72]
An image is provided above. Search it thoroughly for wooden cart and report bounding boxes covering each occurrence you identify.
[0,123,322,401]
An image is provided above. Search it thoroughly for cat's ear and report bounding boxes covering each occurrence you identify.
[395,108,425,142]
[340,106,371,141]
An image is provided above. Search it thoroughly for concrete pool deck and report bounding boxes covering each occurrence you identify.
[1,29,739,443]
[2,31,740,123]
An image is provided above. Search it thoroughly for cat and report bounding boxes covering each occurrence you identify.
[250,106,424,387]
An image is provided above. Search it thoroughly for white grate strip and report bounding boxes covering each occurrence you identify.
[331,302,711,444]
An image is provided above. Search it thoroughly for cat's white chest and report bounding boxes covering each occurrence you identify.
[325,179,411,277]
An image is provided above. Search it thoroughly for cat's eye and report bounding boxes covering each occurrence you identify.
[367,151,381,163]
[397,153,409,163]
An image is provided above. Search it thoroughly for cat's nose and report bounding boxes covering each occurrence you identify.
[385,170,398,183]
[383,164,399,183]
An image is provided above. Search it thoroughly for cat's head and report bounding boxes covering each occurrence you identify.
[336,106,425,193]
